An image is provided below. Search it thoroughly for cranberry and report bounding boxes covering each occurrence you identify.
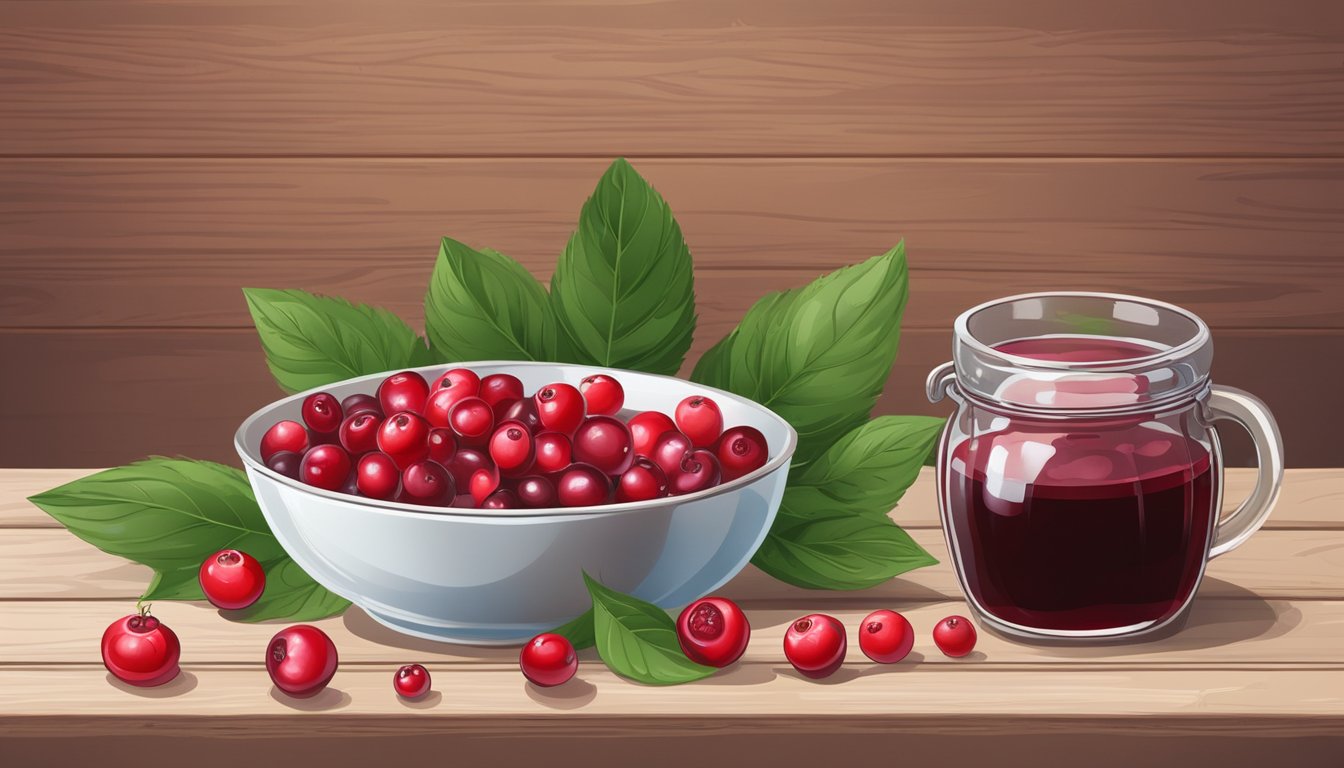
[393,663,432,699]
[427,428,457,464]
[535,383,586,435]
[500,398,542,433]
[616,457,668,502]
[783,614,847,679]
[261,420,309,462]
[482,489,520,509]
[670,450,721,495]
[448,397,495,446]
[267,625,338,698]
[628,411,676,458]
[425,385,478,429]
[932,615,978,658]
[858,609,914,664]
[650,430,694,478]
[447,448,490,490]
[265,450,302,480]
[489,421,536,476]
[533,431,573,475]
[401,460,454,505]
[430,367,481,396]
[450,494,478,509]
[516,475,557,508]
[469,466,500,504]
[376,411,431,468]
[715,425,768,482]
[300,444,352,491]
[572,416,634,475]
[676,597,750,668]
[339,471,361,496]
[356,452,401,500]
[519,633,577,687]
[198,549,266,610]
[556,463,613,507]
[338,412,381,455]
[377,371,430,416]
[479,373,525,414]
[675,395,724,448]
[301,392,344,434]
[341,393,383,419]
[579,374,624,416]
[101,607,180,687]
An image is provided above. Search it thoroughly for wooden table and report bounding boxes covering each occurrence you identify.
[2,469,1341,767]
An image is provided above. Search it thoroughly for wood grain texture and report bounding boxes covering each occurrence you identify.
[4,158,1344,329]
[1,1,1341,157]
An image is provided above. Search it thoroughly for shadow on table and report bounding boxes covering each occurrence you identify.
[341,608,517,661]
[524,677,597,709]
[105,670,198,698]
[268,685,351,711]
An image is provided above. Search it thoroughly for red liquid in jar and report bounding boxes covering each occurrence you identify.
[947,336,1217,632]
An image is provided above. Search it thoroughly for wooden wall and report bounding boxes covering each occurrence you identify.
[2,0,1342,467]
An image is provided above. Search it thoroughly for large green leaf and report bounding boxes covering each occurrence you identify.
[691,244,909,464]
[793,415,945,517]
[425,238,558,362]
[584,573,714,685]
[550,158,697,374]
[751,504,937,591]
[243,288,433,394]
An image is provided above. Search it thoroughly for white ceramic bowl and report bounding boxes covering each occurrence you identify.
[234,362,796,645]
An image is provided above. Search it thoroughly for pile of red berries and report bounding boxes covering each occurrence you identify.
[258,369,771,509]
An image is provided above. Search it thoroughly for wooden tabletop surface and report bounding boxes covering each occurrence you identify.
[2,468,1342,767]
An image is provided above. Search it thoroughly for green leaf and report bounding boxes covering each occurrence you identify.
[425,238,558,363]
[691,244,909,464]
[794,415,945,516]
[583,572,715,685]
[243,288,433,395]
[28,458,348,623]
[751,504,938,591]
[550,158,697,375]
[548,608,596,651]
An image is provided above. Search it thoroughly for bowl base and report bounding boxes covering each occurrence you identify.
[363,608,547,646]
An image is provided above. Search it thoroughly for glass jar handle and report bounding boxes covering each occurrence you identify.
[1206,385,1284,559]
[926,361,957,403]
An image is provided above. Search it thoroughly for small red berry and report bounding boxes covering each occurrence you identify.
[449,397,495,446]
[393,663,432,699]
[858,609,914,664]
[534,383,586,436]
[676,597,750,668]
[616,457,668,502]
[783,614,846,679]
[427,427,457,464]
[489,420,536,476]
[266,450,302,480]
[301,392,344,434]
[533,431,573,474]
[669,449,721,496]
[338,412,381,455]
[479,373,525,414]
[650,430,694,478]
[377,371,430,416]
[356,452,401,500]
[932,615,978,658]
[401,460,454,505]
[519,633,577,687]
[572,416,634,475]
[101,607,180,687]
[199,549,266,610]
[430,368,481,396]
[714,425,768,482]
[261,420,309,462]
[376,411,431,468]
[469,466,500,504]
[267,625,338,698]
[579,374,625,416]
[499,398,542,433]
[627,411,676,458]
[446,448,490,490]
[425,385,478,429]
[300,444,352,491]
[675,396,724,448]
[556,463,612,507]
[515,475,557,508]
[482,489,520,509]
[341,393,383,419]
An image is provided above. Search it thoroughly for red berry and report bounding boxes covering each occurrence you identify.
[340,472,361,496]
[615,457,668,502]
[301,392,344,434]
[393,663,432,699]
[266,450,302,480]
[425,385,478,429]
[499,398,542,433]
[858,609,914,664]
[675,396,724,448]
[516,475,557,508]
[446,448,490,490]
[519,633,577,687]
[489,421,536,476]
[261,420,309,462]
[378,371,430,416]
[556,463,613,507]
[341,393,383,419]
[650,430,694,478]
[479,373,525,414]
[669,449,720,496]
[533,431,573,475]
[534,383,586,435]
[267,625,338,698]
[376,411,431,468]
[356,452,401,500]
[338,412,381,456]
[448,397,495,446]
[427,427,457,464]
[430,368,481,397]
[579,374,625,416]
[300,444,352,491]
[401,460,454,505]
[572,416,634,475]
[450,494,478,509]
[715,425,768,482]
[932,615,978,658]
[482,489,520,509]
[783,614,847,679]
[469,466,500,504]
[627,411,676,458]
[676,597,750,668]
[101,607,180,687]
[199,549,266,610]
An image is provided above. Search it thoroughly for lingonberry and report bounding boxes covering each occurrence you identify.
[715,425,768,482]
[199,549,266,610]
[556,463,613,507]
[628,411,676,458]
[675,395,724,448]
[338,412,381,456]
[783,613,847,679]
[676,597,750,668]
[427,427,457,464]
[261,420,309,462]
[533,431,573,475]
[393,663,432,699]
[615,457,668,502]
[500,398,542,433]
[301,392,344,434]
[572,416,634,475]
[579,374,625,416]
[376,411,431,468]
[425,384,478,429]
[489,421,536,476]
[430,368,481,397]
[482,489,520,509]
[858,609,914,664]
[534,383,586,436]
[446,447,490,489]
[519,633,577,687]
[300,444,352,491]
[448,397,495,446]
[669,449,721,495]
[267,625,338,698]
[377,371,430,416]
[650,430,694,478]
[479,373,525,415]
[932,615,978,658]
[515,475,557,508]
[401,460,454,505]
[469,466,500,504]
[340,393,383,419]
[101,606,181,687]
[266,450,303,480]
[356,452,401,500]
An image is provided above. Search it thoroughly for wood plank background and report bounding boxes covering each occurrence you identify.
[1,1,1342,466]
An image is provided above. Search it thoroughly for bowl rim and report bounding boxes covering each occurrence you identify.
[235,360,799,518]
